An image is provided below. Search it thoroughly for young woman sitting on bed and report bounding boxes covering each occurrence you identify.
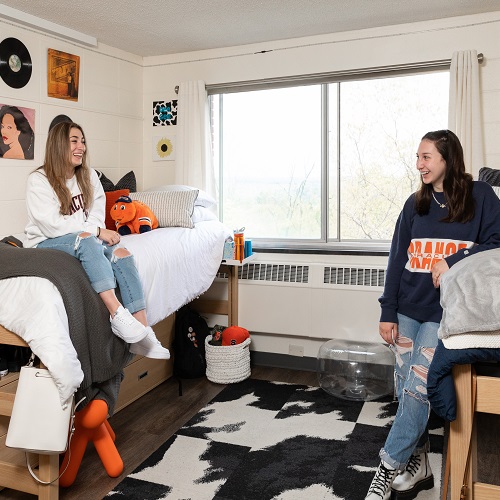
[24,121,170,359]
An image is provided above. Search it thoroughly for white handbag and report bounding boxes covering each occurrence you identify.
[6,365,74,455]
[6,363,83,484]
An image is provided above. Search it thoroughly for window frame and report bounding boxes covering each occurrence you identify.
[208,62,450,253]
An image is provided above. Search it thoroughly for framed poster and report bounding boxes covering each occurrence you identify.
[47,49,80,101]
[152,100,177,126]
[0,103,35,159]
[152,134,176,161]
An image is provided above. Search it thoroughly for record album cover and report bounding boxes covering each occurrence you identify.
[47,49,80,101]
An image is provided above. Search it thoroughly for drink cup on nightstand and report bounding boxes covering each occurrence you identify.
[233,228,245,262]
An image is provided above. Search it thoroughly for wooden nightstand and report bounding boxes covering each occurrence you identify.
[192,254,256,326]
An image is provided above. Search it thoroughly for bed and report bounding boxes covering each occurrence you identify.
[0,185,230,498]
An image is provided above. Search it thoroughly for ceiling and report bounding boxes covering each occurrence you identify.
[1,0,500,57]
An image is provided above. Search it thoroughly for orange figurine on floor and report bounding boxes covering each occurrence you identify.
[59,399,123,487]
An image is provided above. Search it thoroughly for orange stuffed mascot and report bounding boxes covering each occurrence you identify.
[110,196,159,235]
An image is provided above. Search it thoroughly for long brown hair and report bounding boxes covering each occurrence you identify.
[415,129,474,223]
[41,122,93,215]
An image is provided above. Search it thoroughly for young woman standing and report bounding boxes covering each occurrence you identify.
[366,130,500,499]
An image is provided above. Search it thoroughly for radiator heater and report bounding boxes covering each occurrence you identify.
[208,260,386,344]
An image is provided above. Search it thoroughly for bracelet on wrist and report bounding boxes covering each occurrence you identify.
[97,227,101,237]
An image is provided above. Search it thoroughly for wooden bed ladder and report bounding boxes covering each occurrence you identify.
[449,364,500,500]
[0,325,60,500]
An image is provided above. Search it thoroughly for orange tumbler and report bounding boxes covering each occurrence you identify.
[233,228,245,262]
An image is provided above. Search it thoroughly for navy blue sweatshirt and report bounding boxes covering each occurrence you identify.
[379,181,500,324]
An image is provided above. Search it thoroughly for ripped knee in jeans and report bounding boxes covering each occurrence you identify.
[74,232,93,250]
[409,364,430,396]
[111,247,131,262]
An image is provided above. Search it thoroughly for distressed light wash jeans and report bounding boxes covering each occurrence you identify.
[379,313,438,470]
[37,232,146,314]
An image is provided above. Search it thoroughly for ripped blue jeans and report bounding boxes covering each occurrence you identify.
[379,313,438,470]
[37,232,146,314]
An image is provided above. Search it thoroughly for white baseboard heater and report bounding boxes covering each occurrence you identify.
[211,261,386,344]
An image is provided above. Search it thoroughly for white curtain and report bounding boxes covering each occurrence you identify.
[175,80,216,198]
[448,50,484,174]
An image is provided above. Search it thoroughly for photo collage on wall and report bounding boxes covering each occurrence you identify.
[152,100,177,161]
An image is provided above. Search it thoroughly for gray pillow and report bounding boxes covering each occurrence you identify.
[130,190,198,228]
[478,167,500,187]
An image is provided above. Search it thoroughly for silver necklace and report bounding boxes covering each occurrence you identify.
[432,191,447,208]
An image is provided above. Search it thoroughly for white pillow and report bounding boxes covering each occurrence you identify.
[192,206,219,223]
[145,184,216,208]
[130,190,198,228]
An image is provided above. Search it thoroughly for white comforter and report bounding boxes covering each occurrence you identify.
[123,220,228,326]
[0,220,229,404]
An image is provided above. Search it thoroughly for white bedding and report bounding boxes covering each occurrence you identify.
[0,276,83,404]
[123,220,228,326]
[0,220,229,405]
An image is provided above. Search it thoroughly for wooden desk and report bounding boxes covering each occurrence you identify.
[192,255,256,326]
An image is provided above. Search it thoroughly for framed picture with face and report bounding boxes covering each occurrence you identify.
[0,103,35,160]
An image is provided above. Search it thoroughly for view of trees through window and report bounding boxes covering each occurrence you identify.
[211,70,449,247]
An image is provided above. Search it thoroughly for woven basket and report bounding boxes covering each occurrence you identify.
[205,335,251,384]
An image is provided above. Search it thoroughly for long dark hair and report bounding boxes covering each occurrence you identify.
[0,105,34,159]
[415,129,474,223]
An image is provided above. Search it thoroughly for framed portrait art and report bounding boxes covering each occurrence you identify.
[0,103,35,160]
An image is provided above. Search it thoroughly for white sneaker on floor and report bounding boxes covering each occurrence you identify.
[129,327,171,359]
[110,305,148,343]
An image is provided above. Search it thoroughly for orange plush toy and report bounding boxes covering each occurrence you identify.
[110,195,159,235]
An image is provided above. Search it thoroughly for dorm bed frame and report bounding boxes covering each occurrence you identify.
[449,364,500,500]
[0,259,239,499]
[0,315,174,499]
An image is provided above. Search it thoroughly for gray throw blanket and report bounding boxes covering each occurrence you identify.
[0,242,132,414]
[438,247,500,348]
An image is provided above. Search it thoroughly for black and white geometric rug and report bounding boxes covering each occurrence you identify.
[107,378,444,500]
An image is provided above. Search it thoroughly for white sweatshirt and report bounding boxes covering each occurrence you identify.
[24,168,105,248]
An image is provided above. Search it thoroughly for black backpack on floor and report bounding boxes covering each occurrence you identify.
[173,305,210,379]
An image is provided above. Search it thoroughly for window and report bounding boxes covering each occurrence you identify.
[211,70,449,249]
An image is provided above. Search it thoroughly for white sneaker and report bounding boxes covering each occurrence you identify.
[129,327,171,359]
[110,306,148,343]
[365,460,398,500]
[391,452,434,499]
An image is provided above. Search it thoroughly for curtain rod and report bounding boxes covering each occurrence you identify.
[174,53,483,94]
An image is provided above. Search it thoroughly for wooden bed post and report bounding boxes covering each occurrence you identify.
[450,364,474,500]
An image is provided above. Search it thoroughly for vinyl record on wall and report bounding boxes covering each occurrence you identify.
[0,38,32,89]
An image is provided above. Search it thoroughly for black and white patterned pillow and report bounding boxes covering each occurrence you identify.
[96,170,137,192]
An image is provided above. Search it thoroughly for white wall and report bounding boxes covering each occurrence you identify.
[0,20,143,239]
[142,11,500,357]
[1,12,500,358]
[143,11,500,182]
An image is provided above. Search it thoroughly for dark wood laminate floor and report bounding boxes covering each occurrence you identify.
[0,366,319,500]
[2,366,498,499]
